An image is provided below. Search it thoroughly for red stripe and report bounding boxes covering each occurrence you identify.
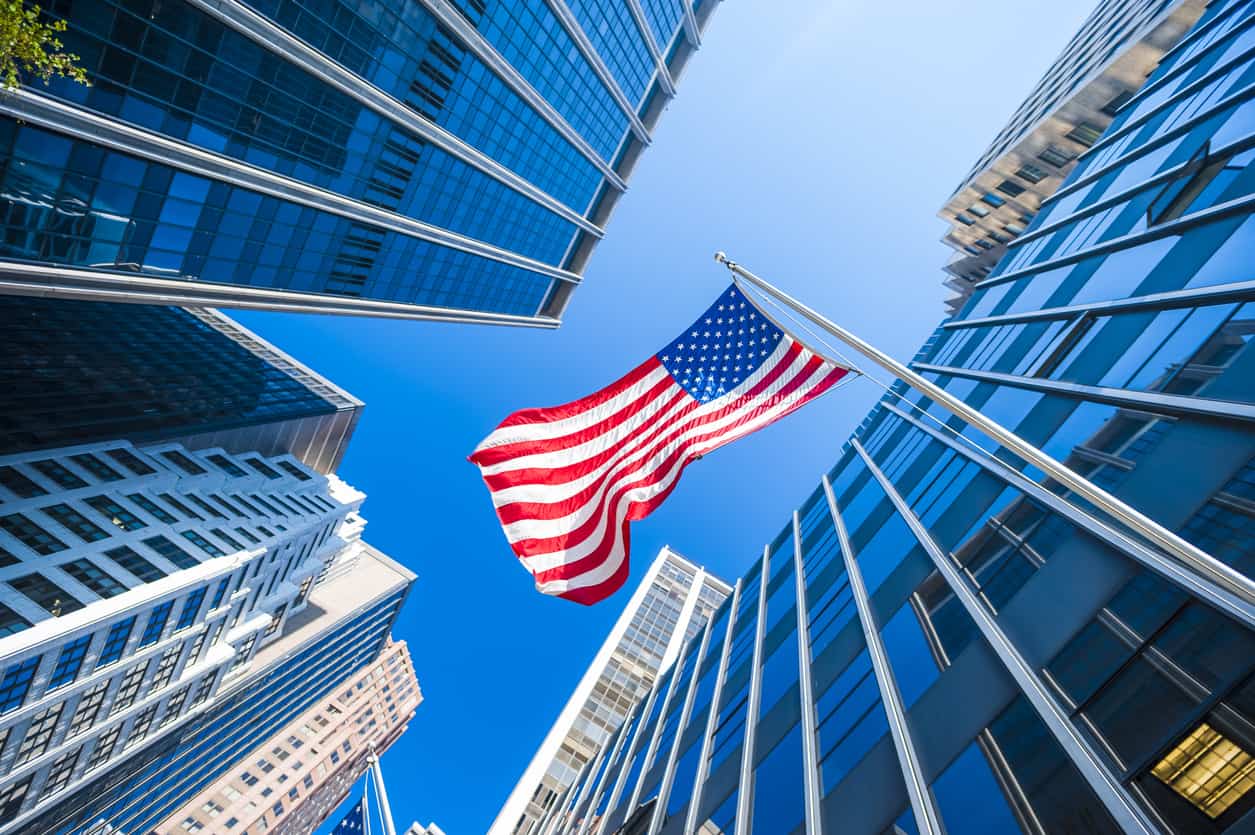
[510,356,833,569]
[493,345,811,525]
[477,357,662,440]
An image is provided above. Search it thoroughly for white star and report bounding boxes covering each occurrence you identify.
[662,355,669,362]
[705,317,712,324]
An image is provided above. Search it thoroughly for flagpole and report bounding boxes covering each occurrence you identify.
[369,751,399,835]
[714,252,1255,621]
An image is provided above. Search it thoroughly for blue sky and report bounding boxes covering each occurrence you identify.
[231,1,1098,830]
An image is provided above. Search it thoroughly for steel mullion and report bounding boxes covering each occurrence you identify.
[648,620,716,835]
[850,439,1162,834]
[882,401,1255,629]
[822,477,945,834]
[682,581,742,835]
[733,546,770,834]
[627,633,697,816]
[791,511,824,835]
[592,683,664,835]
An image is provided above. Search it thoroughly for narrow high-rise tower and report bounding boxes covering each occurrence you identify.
[0,0,724,325]
[491,547,730,835]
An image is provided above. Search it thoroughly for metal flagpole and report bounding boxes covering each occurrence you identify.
[714,251,1255,622]
[369,750,399,835]
[363,766,374,835]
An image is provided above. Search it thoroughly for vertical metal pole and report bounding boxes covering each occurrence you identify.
[790,512,824,835]
[715,252,1254,610]
[593,684,664,835]
[850,439,1160,834]
[576,700,641,835]
[370,752,399,835]
[683,582,741,835]
[822,476,945,835]
[733,546,770,834]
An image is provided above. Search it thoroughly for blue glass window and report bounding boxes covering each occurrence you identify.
[139,601,174,646]
[97,617,136,669]
[48,635,93,690]
[176,587,208,631]
[0,657,40,714]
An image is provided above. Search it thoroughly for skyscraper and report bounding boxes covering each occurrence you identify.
[492,547,730,835]
[155,637,420,834]
[937,0,1206,313]
[0,0,723,325]
[540,1,1255,832]
[0,440,414,834]
[0,297,362,473]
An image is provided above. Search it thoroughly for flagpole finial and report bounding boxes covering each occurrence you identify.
[714,251,735,269]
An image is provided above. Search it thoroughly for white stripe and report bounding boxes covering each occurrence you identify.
[517,361,838,575]
[474,364,673,451]
[482,338,798,481]
[500,348,821,541]
[536,367,840,595]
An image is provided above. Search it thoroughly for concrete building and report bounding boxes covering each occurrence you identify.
[0,297,362,474]
[155,637,420,834]
[406,823,447,835]
[542,1,1255,832]
[0,0,724,326]
[938,0,1207,313]
[492,548,730,835]
[0,440,413,833]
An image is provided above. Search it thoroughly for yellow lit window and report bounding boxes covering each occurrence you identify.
[1152,722,1254,819]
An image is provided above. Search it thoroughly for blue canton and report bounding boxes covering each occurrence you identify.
[656,285,784,403]
[332,799,365,834]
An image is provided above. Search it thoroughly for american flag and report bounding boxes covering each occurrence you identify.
[331,798,366,834]
[470,284,850,605]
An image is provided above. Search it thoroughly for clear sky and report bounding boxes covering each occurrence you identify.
[230,0,1098,830]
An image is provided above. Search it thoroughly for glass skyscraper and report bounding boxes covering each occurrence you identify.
[0,297,362,473]
[493,548,729,835]
[538,1,1255,832]
[0,0,722,325]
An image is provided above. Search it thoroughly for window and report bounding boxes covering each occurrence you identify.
[210,528,244,551]
[148,646,182,692]
[104,546,166,582]
[981,192,1006,207]
[15,703,64,764]
[207,454,247,477]
[264,605,287,637]
[240,771,259,786]
[1015,161,1049,183]
[179,817,204,832]
[0,466,46,498]
[159,493,202,520]
[234,527,261,545]
[996,179,1026,197]
[140,601,175,646]
[1065,122,1103,147]
[954,213,975,226]
[96,617,135,669]
[250,494,285,516]
[70,453,123,482]
[0,604,31,638]
[145,534,202,567]
[106,448,156,476]
[210,495,245,518]
[61,558,128,598]
[68,681,110,736]
[967,202,991,218]
[179,530,224,558]
[0,512,68,554]
[30,459,87,489]
[126,493,176,524]
[85,496,147,532]
[176,588,208,631]
[276,461,311,481]
[190,673,216,706]
[86,724,122,769]
[41,746,81,797]
[229,636,257,673]
[245,458,281,480]
[1038,145,1074,168]
[1100,89,1133,116]
[43,503,110,542]
[189,495,226,520]
[231,494,263,515]
[294,577,314,605]
[110,661,149,713]
[9,574,82,615]
[161,451,206,475]
[160,685,190,726]
[0,656,40,713]
[209,577,232,610]
[49,635,93,690]
[126,703,159,747]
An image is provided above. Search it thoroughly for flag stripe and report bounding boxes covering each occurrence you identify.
[470,284,850,605]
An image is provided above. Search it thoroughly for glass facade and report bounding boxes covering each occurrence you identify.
[0,297,362,472]
[0,0,721,323]
[542,2,1255,832]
